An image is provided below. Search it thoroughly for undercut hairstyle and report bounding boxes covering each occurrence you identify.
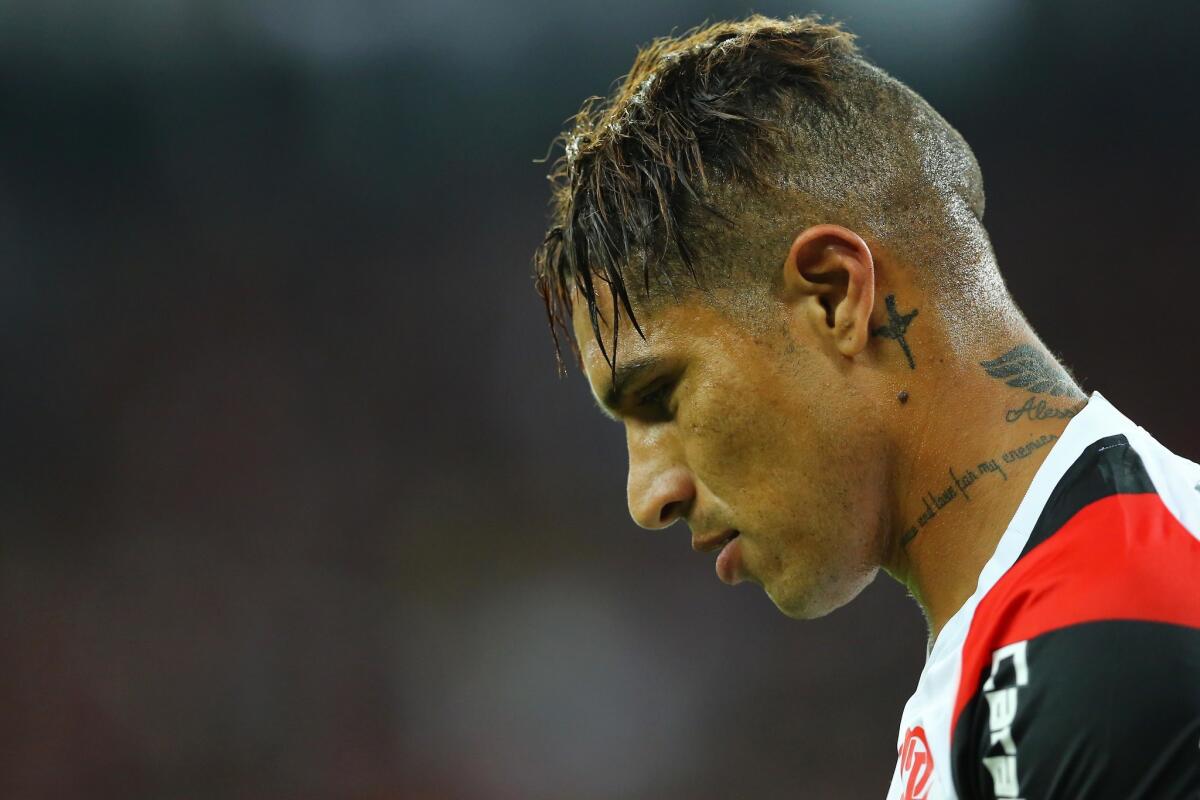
[532,14,996,374]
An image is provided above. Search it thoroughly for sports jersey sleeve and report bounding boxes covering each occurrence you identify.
[949,436,1200,799]
[952,621,1200,799]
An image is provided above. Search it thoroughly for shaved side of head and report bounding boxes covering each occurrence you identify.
[533,14,1010,373]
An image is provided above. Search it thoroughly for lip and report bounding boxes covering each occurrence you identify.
[715,535,743,585]
[692,529,738,554]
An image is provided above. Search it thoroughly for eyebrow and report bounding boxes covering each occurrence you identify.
[595,356,664,421]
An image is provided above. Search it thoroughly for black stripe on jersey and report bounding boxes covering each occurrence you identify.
[951,620,1200,800]
[1018,434,1156,560]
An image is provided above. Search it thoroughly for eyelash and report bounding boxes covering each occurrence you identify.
[638,381,674,412]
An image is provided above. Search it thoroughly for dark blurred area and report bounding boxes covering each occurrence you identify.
[1,1,1197,798]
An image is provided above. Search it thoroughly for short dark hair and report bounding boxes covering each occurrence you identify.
[533,14,989,374]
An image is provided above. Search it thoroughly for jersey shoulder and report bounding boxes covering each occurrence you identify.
[950,433,1200,800]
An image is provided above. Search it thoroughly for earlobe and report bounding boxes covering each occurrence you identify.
[781,224,876,358]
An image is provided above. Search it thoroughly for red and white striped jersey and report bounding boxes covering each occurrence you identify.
[885,391,1200,800]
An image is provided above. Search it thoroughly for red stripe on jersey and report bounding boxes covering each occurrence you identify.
[951,492,1200,733]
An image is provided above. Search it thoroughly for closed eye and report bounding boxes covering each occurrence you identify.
[636,379,676,420]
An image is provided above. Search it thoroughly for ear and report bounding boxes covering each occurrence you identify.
[780,224,876,358]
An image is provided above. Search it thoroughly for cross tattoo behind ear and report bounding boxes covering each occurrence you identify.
[871,295,919,370]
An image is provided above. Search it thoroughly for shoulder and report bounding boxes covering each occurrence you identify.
[950,433,1200,799]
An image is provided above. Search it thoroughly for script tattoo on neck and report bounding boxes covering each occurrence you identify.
[900,433,1060,547]
[1004,397,1084,424]
[980,344,1084,423]
[899,347,1081,547]
[871,295,919,370]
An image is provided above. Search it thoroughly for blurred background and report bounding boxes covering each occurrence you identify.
[1,0,1197,797]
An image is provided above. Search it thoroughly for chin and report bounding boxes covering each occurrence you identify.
[766,565,881,620]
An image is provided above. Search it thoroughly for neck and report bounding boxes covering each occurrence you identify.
[879,332,1088,650]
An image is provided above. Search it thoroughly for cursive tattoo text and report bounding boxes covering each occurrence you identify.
[1005,396,1084,424]
[900,433,1059,546]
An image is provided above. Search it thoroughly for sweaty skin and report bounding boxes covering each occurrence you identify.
[571,224,1085,647]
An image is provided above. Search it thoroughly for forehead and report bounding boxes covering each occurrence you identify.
[570,281,650,386]
[569,280,736,398]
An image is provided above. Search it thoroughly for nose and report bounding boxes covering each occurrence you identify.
[626,428,695,530]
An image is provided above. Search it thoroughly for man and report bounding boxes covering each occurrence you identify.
[531,14,1200,800]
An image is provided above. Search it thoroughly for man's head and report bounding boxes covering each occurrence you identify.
[533,14,1014,618]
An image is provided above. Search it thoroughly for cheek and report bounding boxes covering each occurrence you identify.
[761,444,891,619]
[681,373,818,501]
[782,428,892,571]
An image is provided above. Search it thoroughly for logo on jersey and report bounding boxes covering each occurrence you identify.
[982,640,1029,799]
[898,725,933,800]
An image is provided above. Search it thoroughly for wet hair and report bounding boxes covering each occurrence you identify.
[532,13,991,374]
